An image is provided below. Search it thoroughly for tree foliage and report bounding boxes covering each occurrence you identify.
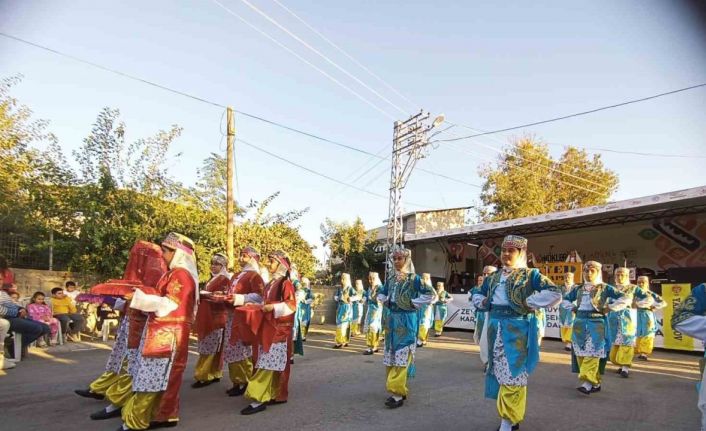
[0,77,315,281]
[320,217,377,282]
[478,137,619,221]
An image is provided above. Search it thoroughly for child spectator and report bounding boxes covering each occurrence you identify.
[27,292,60,346]
[51,287,85,341]
[9,291,20,304]
[64,281,80,303]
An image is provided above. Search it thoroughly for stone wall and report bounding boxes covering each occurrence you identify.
[10,268,99,298]
[310,285,338,325]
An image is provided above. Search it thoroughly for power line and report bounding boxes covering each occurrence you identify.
[545,141,706,159]
[236,0,409,116]
[438,83,706,142]
[0,32,226,109]
[237,137,432,209]
[270,0,418,112]
[442,139,607,196]
[0,31,480,189]
[444,121,611,191]
[210,0,397,120]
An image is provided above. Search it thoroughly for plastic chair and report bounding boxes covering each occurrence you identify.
[101,319,119,342]
[12,332,22,362]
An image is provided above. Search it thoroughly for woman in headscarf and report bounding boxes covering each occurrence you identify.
[433,282,453,337]
[377,246,435,409]
[559,272,576,351]
[351,279,365,337]
[608,267,652,378]
[471,235,561,431]
[562,261,628,395]
[119,232,199,431]
[634,276,666,361]
[224,246,265,397]
[299,277,314,341]
[333,273,357,348]
[192,253,231,388]
[363,272,383,355]
[241,250,297,415]
[416,273,436,347]
[471,265,497,370]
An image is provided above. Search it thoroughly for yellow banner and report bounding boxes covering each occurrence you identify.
[540,262,584,284]
[662,283,694,351]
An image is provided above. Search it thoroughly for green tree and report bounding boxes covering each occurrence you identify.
[320,217,376,281]
[478,137,618,221]
[233,193,315,277]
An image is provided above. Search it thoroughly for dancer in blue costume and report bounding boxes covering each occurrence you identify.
[351,279,365,337]
[559,272,576,351]
[607,267,652,378]
[377,246,435,409]
[634,275,665,361]
[471,235,561,431]
[433,282,453,336]
[363,272,383,355]
[333,273,358,348]
[562,261,628,395]
[416,273,436,347]
[298,277,314,341]
[672,283,706,430]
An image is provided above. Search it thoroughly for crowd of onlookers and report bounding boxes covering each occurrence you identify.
[1,255,95,371]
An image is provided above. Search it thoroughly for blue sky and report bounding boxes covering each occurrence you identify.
[1,0,705,265]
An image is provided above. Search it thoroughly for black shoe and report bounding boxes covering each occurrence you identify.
[191,380,213,388]
[226,384,247,397]
[343,343,349,347]
[576,386,591,395]
[267,399,287,405]
[75,389,105,400]
[385,396,406,402]
[495,426,520,431]
[290,358,294,364]
[564,346,572,352]
[615,368,622,374]
[333,344,342,349]
[90,407,122,420]
[385,398,404,408]
[619,370,629,378]
[363,349,373,355]
[434,334,441,337]
[148,421,178,429]
[590,385,601,393]
[241,404,267,415]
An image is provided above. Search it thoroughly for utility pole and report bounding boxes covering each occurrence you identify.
[226,107,236,269]
[385,110,444,278]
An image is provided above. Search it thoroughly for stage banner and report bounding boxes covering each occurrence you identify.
[660,283,696,351]
[444,294,476,330]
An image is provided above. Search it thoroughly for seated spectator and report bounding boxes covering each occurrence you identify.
[0,255,14,285]
[50,287,85,342]
[27,292,60,347]
[96,302,119,332]
[64,281,80,303]
[1,317,17,369]
[0,284,50,358]
[9,291,21,304]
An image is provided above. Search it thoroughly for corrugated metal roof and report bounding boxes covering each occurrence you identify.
[405,185,706,243]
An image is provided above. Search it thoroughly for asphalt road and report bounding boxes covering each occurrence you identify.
[0,326,701,431]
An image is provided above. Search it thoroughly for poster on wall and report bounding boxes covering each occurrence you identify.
[448,243,465,263]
